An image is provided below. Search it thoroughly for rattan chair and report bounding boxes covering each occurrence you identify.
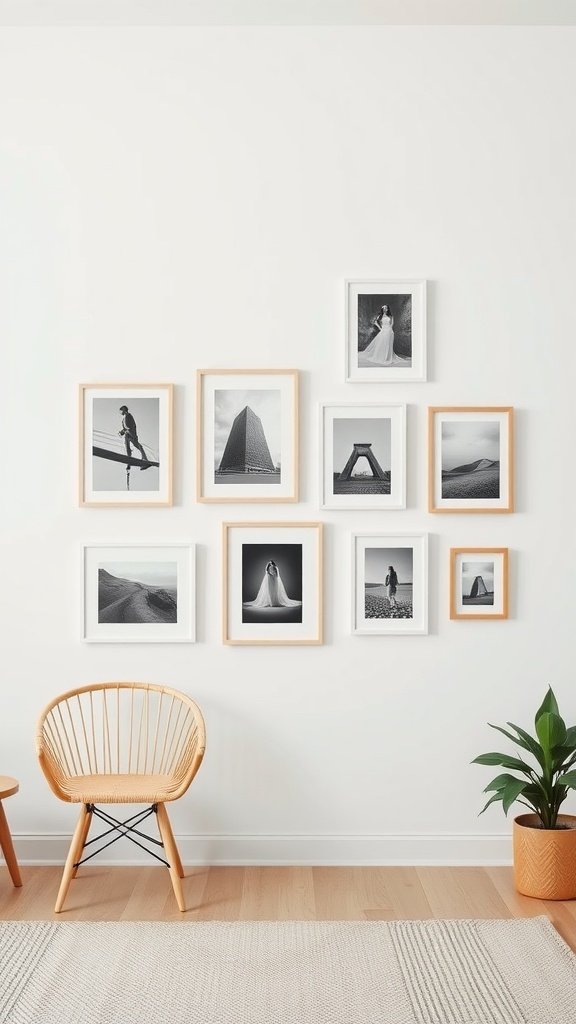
[36,682,206,913]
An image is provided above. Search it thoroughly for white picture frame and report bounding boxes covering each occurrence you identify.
[352,533,428,635]
[320,403,406,510]
[345,279,427,383]
[82,543,195,642]
[197,369,299,502]
[79,383,173,507]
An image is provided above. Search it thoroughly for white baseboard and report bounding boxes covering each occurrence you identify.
[11,833,512,866]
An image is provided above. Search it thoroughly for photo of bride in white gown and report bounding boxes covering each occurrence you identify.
[242,547,303,623]
[359,305,395,366]
[356,294,413,371]
[247,560,301,609]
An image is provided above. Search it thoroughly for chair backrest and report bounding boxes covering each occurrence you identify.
[36,682,206,801]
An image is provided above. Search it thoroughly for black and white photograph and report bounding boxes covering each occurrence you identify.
[429,407,514,513]
[364,546,413,621]
[346,280,426,382]
[450,548,509,620]
[80,384,173,506]
[358,294,412,369]
[441,421,500,500]
[198,370,298,502]
[215,389,281,486]
[321,404,406,509]
[461,560,495,608]
[82,544,195,642]
[223,522,322,645]
[98,561,177,624]
[241,543,303,624]
[353,534,428,635]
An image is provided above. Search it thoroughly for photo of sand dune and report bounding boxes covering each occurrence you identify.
[441,458,500,499]
[98,563,177,624]
[441,421,501,500]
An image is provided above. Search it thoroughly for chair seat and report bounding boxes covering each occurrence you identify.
[60,774,181,804]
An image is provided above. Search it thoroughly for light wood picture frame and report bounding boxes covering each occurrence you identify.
[450,547,509,620]
[320,403,406,510]
[345,279,427,383]
[223,522,323,645]
[79,383,173,507]
[197,369,299,502]
[428,407,514,513]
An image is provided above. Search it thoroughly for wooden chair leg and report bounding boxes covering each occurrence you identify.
[158,805,184,878]
[0,799,22,887]
[156,803,186,911]
[71,806,92,879]
[55,805,90,913]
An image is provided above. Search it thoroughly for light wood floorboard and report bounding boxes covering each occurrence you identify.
[1,865,576,950]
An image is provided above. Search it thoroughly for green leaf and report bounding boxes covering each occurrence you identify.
[489,723,536,756]
[564,726,576,748]
[479,792,504,815]
[551,745,576,771]
[557,770,576,788]
[472,752,534,775]
[535,687,559,726]
[535,712,566,756]
[483,773,521,794]
[502,778,528,815]
[506,722,546,769]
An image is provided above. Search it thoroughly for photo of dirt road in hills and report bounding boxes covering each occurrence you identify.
[441,421,500,500]
[98,563,177,624]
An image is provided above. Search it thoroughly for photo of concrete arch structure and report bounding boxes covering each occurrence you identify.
[332,418,391,496]
[321,404,406,510]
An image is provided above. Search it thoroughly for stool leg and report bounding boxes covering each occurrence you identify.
[0,799,22,887]
[156,803,186,911]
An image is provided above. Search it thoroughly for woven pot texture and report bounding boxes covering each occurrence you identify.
[513,813,576,900]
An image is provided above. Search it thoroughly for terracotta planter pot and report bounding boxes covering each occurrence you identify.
[513,813,576,900]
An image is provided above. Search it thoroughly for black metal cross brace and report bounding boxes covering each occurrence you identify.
[74,804,170,869]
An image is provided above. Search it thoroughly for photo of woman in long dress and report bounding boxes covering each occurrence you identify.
[242,545,303,623]
[246,560,301,609]
[359,305,395,366]
[356,292,413,370]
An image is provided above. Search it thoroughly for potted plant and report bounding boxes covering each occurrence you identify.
[473,686,576,899]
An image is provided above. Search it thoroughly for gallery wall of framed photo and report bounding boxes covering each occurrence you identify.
[8,21,568,862]
[78,280,514,646]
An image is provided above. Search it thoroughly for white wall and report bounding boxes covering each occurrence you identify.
[1,25,575,865]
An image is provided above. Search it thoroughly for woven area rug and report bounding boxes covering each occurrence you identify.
[1,917,575,1024]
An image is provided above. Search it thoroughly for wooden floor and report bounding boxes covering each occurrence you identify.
[2,865,576,950]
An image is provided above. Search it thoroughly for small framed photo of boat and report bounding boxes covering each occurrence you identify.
[223,522,323,645]
[345,279,426,383]
[79,384,173,506]
[197,369,298,502]
[450,548,509,620]
[352,533,428,635]
[428,407,514,513]
[320,403,406,510]
[82,543,195,642]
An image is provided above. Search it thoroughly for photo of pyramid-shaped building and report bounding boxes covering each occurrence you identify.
[218,405,276,476]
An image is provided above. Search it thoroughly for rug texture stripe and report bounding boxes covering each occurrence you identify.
[1,917,575,1024]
